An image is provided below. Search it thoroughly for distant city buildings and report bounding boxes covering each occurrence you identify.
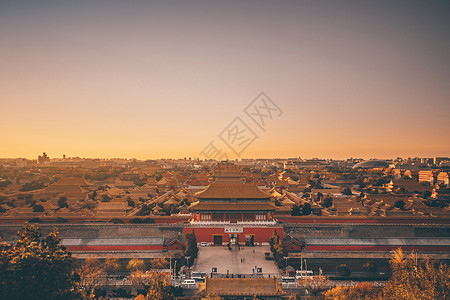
[37,152,50,164]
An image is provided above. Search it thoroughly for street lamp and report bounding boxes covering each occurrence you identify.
[169,253,172,276]
[186,256,191,278]
[284,256,289,276]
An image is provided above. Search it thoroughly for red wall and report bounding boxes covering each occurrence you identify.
[304,245,450,251]
[183,226,283,244]
[286,245,303,251]
[167,242,184,251]
[66,245,163,251]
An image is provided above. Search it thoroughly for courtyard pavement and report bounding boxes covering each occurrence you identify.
[193,245,281,277]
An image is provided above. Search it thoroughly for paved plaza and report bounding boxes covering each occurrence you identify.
[193,245,281,277]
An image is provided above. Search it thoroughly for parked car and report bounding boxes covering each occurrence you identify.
[200,242,209,247]
[295,270,313,280]
[282,277,297,289]
[192,271,207,282]
[181,279,197,288]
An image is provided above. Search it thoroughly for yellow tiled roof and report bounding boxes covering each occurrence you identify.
[202,278,284,296]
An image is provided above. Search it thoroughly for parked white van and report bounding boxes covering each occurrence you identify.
[181,279,197,288]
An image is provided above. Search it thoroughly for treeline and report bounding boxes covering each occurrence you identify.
[0,223,205,300]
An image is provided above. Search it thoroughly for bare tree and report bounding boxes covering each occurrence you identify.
[75,257,105,300]
[301,275,333,299]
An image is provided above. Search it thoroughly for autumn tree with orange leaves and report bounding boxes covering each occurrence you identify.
[381,248,450,300]
[0,223,76,300]
[324,282,379,300]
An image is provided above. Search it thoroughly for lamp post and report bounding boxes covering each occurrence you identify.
[284,256,289,276]
[300,251,303,273]
[186,256,191,278]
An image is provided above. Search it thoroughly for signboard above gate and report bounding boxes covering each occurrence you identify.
[224,226,243,233]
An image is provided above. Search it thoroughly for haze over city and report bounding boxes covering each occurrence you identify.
[1,0,449,160]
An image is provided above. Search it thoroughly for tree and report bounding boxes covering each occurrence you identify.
[323,197,333,208]
[291,205,301,216]
[381,248,450,300]
[343,188,352,195]
[85,200,97,210]
[268,229,286,267]
[104,257,121,274]
[363,261,376,274]
[58,196,68,208]
[394,200,405,210]
[423,190,432,198]
[302,203,312,215]
[25,193,34,204]
[127,258,146,272]
[336,264,351,277]
[151,258,168,269]
[269,229,280,253]
[301,275,332,299]
[75,257,105,300]
[33,204,45,212]
[184,230,199,259]
[100,194,112,202]
[324,282,379,300]
[0,223,76,300]
[273,239,287,267]
[20,181,45,191]
[129,270,149,294]
[144,272,174,299]
[133,272,174,300]
[316,192,323,201]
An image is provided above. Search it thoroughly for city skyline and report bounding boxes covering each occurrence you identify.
[1,0,449,160]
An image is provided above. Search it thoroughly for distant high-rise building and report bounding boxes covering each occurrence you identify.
[37,152,50,164]
[434,157,449,165]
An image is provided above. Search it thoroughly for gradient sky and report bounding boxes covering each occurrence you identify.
[1,0,449,160]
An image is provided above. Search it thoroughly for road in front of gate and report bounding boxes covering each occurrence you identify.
[193,245,281,277]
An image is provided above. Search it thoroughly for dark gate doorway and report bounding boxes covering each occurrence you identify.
[213,235,222,246]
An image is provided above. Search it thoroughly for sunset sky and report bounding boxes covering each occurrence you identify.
[1,0,449,160]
